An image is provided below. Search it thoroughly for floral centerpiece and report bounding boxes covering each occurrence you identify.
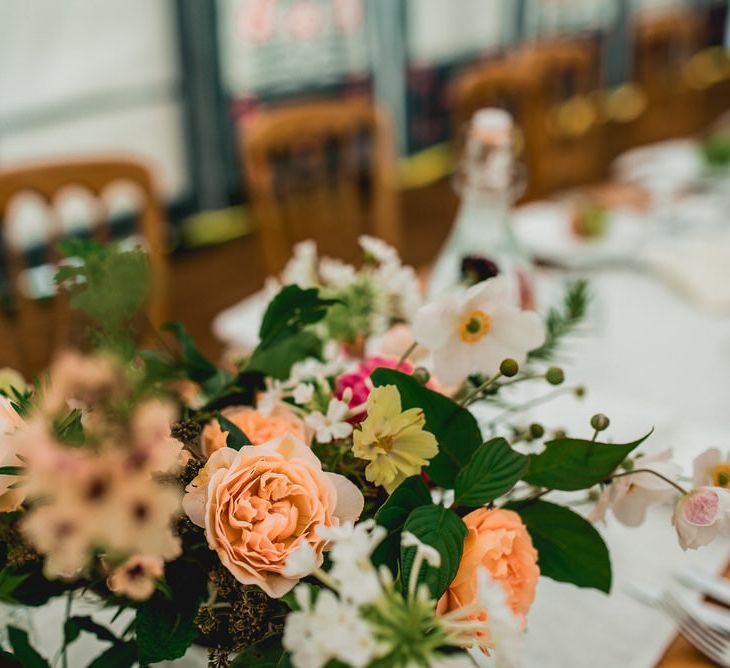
[0,237,726,668]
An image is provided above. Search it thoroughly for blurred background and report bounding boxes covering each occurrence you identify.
[0,0,729,372]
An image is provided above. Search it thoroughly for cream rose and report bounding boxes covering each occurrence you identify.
[0,396,25,512]
[182,434,364,597]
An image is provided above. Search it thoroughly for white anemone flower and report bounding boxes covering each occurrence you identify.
[692,448,730,489]
[589,450,682,526]
[412,277,545,387]
[305,398,353,443]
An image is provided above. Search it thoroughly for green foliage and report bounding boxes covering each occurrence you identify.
[400,505,467,599]
[506,500,612,593]
[454,438,527,507]
[53,409,85,445]
[54,238,150,351]
[370,369,482,488]
[247,285,337,380]
[230,633,292,668]
[163,322,233,397]
[529,280,590,361]
[248,331,322,381]
[524,431,650,491]
[0,570,30,604]
[702,131,730,168]
[372,476,432,569]
[322,280,376,343]
[217,413,252,450]
[133,553,209,664]
[8,386,34,418]
[135,595,199,664]
[0,466,24,476]
[257,285,338,350]
[86,642,138,668]
[6,626,49,667]
[64,616,119,645]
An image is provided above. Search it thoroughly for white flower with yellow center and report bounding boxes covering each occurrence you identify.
[352,385,438,493]
[413,277,545,387]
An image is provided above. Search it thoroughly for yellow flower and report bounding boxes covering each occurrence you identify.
[352,385,438,493]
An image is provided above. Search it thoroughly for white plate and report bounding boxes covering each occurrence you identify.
[513,202,647,268]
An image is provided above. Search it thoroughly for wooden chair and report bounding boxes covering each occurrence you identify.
[240,99,400,275]
[451,56,541,199]
[451,39,605,199]
[0,157,168,375]
[517,38,606,195]
[629,9,705,146]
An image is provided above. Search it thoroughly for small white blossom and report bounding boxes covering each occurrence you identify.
[282,541,318,578]
[292,383,315,406]
[281,240,318,287]
[319,257,357,287]
[257,379,285,416]
[475,569,524,668]
[283,586,378,668]
[359,235,399,265]
[305,399,353,443]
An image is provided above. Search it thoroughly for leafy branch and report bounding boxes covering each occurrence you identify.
[529,279,590,362]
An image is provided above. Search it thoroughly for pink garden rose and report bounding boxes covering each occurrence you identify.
[335,356,414,410]
[182,434,364,597]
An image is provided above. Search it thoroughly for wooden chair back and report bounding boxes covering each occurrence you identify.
[519,38,606,194]
[451,56,540,199]
[630,9,705,144]
[0,157,168,375]
[240,99,400,275]
[451,40,605,199]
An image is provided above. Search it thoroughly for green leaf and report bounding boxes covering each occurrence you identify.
[0,466,24,476]
[524,431,651,491]
[248,331,322,381]
[163,322,222,384]
[217,413,252,450]
[66,616,118,644]
[454,438,527,507]
[507,500,611,593]
[7,627,49,668]
[400,505,467,599]
[0,570,31,604]
[54,239,151,351]
[370,369,482,487]
[87,641,138,668]
[135,596,199,663]
[230,633,291,668]
[258,285,337,350]
[528,279,590,361]
[372,476,432,568]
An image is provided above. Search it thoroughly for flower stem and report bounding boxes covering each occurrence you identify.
[460,372,502,407]
[611,468,689,495]
[488,386,575,426]
[397,342,418,369]
[591,429,599,442]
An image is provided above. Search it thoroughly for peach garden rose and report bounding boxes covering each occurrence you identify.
[183,433,364,597]
[201,404,307,458]
[438,507,539,648]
